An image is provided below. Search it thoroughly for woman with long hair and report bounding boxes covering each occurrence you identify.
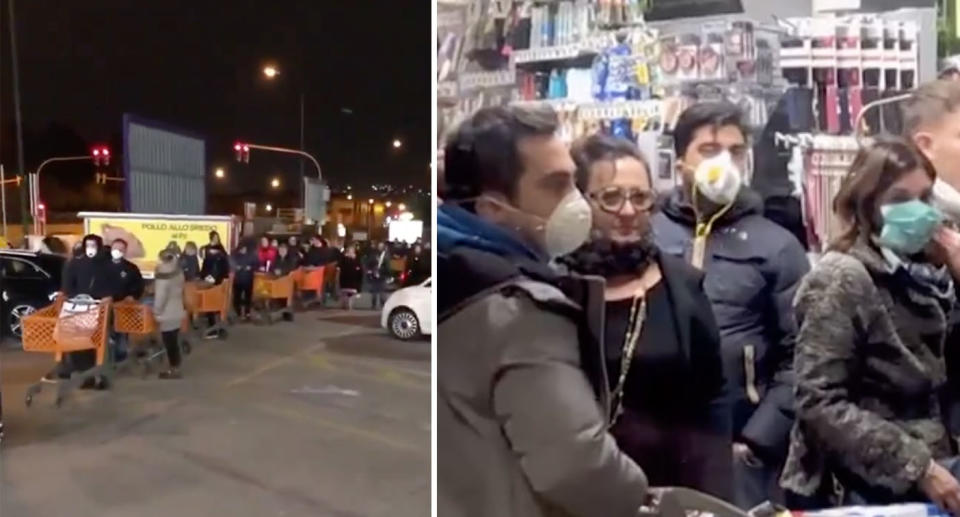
[782,138,960,513]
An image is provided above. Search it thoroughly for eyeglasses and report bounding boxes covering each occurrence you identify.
[589,186,656,213]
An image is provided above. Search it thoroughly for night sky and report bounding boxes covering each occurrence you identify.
[5,0,430,207]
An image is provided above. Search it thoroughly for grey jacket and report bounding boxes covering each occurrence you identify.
[439,282,648,517]
[781,240,954,498]
[153,260,186,332]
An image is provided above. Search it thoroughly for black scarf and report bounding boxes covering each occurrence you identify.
[559,233,658,278]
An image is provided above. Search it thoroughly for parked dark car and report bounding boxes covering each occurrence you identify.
[0,250,64,340]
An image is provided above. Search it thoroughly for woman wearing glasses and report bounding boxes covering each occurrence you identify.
[560,134,732,499]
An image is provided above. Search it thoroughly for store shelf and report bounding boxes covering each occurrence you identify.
[459,70,516,91]
[512,38,608,65]
[579,100,662,120]
[511,99,581,112]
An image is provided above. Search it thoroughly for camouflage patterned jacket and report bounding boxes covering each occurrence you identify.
[781,240,954,498]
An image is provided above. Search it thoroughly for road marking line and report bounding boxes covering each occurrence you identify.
[308,354,430,392]
[254,403,427,454]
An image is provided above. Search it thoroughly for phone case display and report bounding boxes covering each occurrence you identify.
[652,21,778,87]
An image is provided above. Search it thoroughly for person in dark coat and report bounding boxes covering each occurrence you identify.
[652,102,810,509]
[231,239,258,321]
[51,234,113,386]
[559,134,732,500]
[199,230,222,261]
[105,238,144,301]
[338,244,363,310]
[271,242,300,277]
[304,235,330,267]
[364,241,391,309]
[199,244,230,338]
[403,244,430,286]
[180,241,201,281]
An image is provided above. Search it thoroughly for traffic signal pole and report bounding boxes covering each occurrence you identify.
[234,142,322,212]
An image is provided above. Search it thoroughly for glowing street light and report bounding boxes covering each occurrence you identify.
[263,65,279,79]
[392,139,402,149]
[215,167,225,179]
[271,177,281,189]
[368,198,374,205]
[385,201,392,208]
[398,203,406,211]
[346,194,353,200]
[265,203,273,212]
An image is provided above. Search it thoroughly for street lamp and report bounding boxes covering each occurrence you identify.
[215,167,225,179]
[263,65,279,79]
[385,201,392,208]
[271,177,280,189]
[368,199,374,205]
[265,203,273,212]
[392,139,403,149]
[346,194,353,200]
[261,61,306,192]
[398,203,406,211]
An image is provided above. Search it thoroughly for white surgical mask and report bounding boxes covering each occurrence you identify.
[933,178,960,221]
[486,189,593,259]
[111,249,123,260]
[693,151,742,206]
[85,247,97,258]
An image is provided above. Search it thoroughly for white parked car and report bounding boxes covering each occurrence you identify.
[381,278,432,341]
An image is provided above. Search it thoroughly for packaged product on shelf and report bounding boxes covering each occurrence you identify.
[676,34,700,82]
[700,32,725,81]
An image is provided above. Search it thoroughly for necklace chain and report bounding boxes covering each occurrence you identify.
[609,293,648,427]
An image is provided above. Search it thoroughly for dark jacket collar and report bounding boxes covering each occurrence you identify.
[660,186,764,228]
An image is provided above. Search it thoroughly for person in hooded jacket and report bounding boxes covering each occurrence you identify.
[153,249,186,379]
[51,234,113,385]
[438,105,648,517]
[180,241,201,281]
[231,239,258,321]
[652,102,810,509]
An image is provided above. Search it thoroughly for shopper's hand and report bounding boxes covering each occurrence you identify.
[920,461,960,515]
[733,443,762,468]
[931,227,960,280]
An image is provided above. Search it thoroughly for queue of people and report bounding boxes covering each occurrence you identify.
[437,80,960,517]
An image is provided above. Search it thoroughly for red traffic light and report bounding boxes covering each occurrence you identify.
[92,146,110,166]
[234,142,251,163]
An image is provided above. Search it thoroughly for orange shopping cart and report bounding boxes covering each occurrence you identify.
[22,295,113,407]
[113,300,192,377]
[185,277,232,339]
[295,266,325,310]
[253,271,295,324]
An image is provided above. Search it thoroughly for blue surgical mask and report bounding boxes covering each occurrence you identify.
[878,199,944,255]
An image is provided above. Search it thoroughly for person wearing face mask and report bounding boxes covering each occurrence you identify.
[781,138,960,513]
[558,134,732,499]
[105,239,144,302]
[258,235,278,271]
[437,106,649,517]
[180,241,201,281]
[51,234,113,385]
[652,102,809,510]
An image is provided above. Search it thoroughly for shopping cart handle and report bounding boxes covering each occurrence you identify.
[639,487,750,517]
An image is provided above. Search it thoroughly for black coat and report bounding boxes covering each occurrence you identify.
[105,258,144,300]
[338,255,363,291]
[271,252,300,277]
[404,253,430,286]
[231,250,259,285]
[607,253,733,500]
[200,253,231,285]
[180,254,200,281]
[365,250,391,282]
[62,253,113,299]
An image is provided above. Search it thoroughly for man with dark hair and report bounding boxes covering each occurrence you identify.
[437,105,649,517]
[653,101,809,509]
[106,238,145,302]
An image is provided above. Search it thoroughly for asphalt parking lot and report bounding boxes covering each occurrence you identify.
[0,310,431,517]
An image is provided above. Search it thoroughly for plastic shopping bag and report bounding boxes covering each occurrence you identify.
[53,296,101,349]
